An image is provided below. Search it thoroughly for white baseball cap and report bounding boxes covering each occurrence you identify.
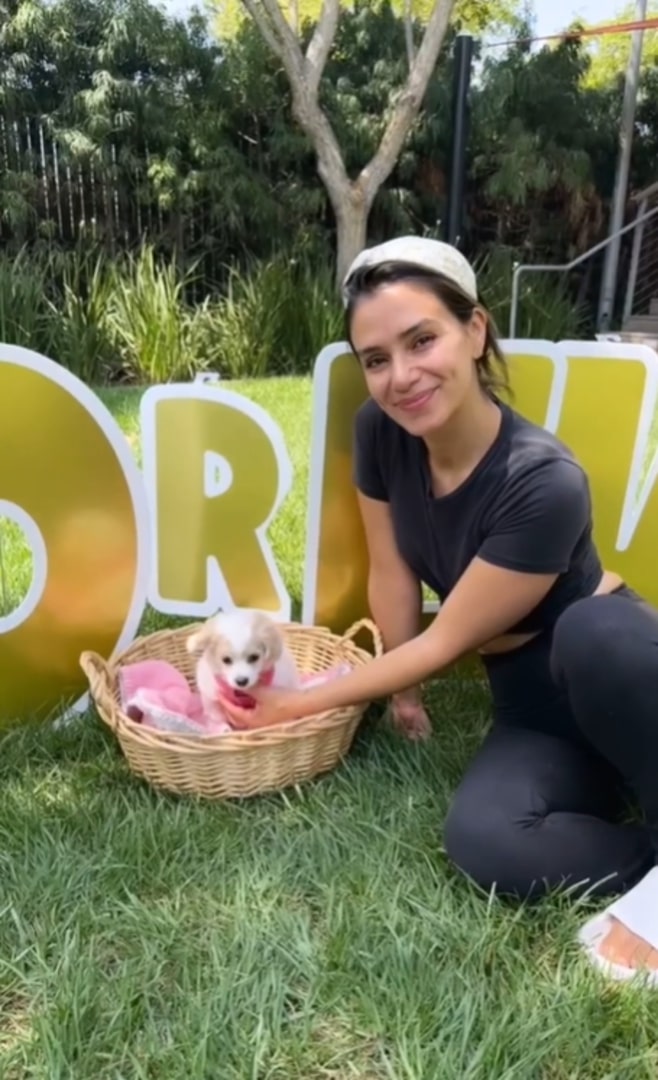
[342,236,478,307]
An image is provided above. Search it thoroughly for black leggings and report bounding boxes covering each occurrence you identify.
[443,587,658,900]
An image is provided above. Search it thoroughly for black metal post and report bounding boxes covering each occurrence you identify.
[444,33,473,249]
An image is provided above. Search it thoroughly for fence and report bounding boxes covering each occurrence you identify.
[0,113,226,294]
[622,182,658,330]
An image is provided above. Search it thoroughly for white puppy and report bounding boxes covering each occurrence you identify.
[186,608,299,720]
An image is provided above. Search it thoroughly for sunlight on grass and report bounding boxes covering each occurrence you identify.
[3,379,658,1077]
[0,517,33,619]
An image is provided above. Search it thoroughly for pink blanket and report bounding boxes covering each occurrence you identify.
[118,659,352,736]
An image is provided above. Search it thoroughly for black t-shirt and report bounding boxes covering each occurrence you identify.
[352,397,603,634]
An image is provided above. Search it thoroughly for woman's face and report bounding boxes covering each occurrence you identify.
[349,280,487,437]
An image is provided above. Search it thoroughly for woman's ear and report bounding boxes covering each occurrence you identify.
[469,307,488,360]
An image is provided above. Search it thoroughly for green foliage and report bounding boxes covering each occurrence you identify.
[213,254,344,378]
[105,247,217,384]
[0,244,347,383]
[0,249,55,354]
[51,251,118,383]
[468,37,620,262]
[475,247,592,341]
[211,0,523,40]
[1,0,658,328]
[582,2,658,89]
[0,243,586,385]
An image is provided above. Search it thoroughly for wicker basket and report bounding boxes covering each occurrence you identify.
[80,618,382,800]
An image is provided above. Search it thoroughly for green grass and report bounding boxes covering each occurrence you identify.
[2,378,658,1078]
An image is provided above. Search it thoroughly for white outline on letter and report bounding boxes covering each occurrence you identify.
[0,501,48,632]
[0,342,151,718]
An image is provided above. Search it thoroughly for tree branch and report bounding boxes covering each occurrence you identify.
[240,0,308,94]
[305,0,340,97]
[240,0,350,198]
[239,0,286,61]
[288,84,351,198]
[358,0,455,203]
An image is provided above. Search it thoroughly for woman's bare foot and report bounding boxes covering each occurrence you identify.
[597,917,658,971]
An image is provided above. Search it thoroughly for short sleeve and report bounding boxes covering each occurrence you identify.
[352,400,389,501]
[478,458,591,574]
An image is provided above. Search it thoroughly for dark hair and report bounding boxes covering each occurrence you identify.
[343,260,510,399]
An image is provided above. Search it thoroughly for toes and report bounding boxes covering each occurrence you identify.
[598,921,657,970]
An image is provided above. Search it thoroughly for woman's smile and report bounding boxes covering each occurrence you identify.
[395,388,437,412]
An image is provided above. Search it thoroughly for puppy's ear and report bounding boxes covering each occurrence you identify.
[187,621,214,654]
[255,613,283,663]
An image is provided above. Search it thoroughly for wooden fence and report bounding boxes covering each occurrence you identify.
[0,114,224,291]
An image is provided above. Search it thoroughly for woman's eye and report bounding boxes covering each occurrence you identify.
[414,334,435,349]
[364,356,386,370]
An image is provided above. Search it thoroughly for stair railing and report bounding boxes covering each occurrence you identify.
[508,200,658,338]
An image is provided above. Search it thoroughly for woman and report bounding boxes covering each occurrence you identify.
[225,236,658,984]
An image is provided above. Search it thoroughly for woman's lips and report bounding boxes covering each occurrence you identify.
[396,389,435,412]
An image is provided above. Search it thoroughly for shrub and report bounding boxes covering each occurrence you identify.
[211,254,344,379]
[105,246,219,384]
[475,247,591,341]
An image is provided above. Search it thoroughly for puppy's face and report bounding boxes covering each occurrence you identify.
[187,610,283,690]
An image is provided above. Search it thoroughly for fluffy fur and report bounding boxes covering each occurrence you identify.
[186,608,299,720]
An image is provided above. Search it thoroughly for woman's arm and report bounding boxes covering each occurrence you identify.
[226,557,558,728]
[225,456,586,729]
[358,492,423,689]
[358,492,430,739]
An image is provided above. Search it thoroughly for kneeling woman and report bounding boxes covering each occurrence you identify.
[224,236,658,985]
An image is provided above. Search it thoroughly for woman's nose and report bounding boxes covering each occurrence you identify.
[390,353,418,391]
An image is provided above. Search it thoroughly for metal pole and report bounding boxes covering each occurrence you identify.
[623,195,649,323]
[509,264,523,338]
[444,33,473,249]
[597,0,647,332]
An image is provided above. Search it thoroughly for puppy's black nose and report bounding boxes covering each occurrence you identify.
[235,676,249,688]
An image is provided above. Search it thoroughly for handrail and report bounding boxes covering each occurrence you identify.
[508,203,658,338]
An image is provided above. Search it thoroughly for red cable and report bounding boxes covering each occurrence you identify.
[484,15,658,49]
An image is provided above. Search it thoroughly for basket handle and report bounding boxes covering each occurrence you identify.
[79,650,120,731]
[338,618,383,657]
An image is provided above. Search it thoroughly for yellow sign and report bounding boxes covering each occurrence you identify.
[303,338,658,632]
[0,345,150,725]
[140,384,292,620]
[3,337,658,726]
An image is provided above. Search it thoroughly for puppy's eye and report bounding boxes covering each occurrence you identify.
[221,656,233,665]
[247,653,260,664]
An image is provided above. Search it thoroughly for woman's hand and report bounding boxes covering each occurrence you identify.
[221,686,310,731]
[388,690,432,741]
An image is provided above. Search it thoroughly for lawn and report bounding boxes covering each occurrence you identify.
[2,377,658,1079]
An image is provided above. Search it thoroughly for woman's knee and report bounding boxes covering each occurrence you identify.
[443,792,548,900]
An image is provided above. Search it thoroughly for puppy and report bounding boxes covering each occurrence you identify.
[186,608,299,721]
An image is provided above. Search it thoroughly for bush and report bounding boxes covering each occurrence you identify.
[211,254,344,379]
[0,243,591,387]
[475,247,591,341]
[106,247,219,384]
[0,245,345,384]
[0,249,55,358]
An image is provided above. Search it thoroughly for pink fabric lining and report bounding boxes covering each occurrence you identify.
[118,658,352,736]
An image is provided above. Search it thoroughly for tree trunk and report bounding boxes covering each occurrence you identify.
[333,187,369,289]
[240,0,455,289]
